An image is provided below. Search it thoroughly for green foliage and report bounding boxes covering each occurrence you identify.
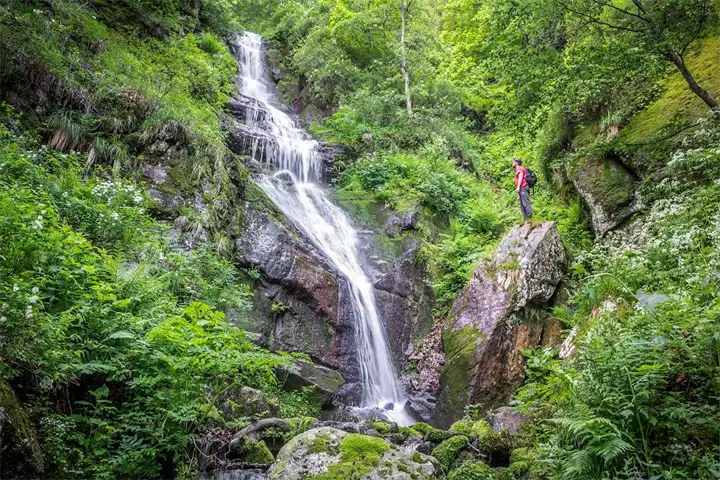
[0,118,284,478]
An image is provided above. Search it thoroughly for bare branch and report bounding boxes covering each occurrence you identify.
[554,0,647,34]
[591,0,651,23]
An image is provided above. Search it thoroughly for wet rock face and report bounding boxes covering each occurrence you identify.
[234,201,346,370]
[570,155,642,234]
[373,240,435,371]
[434,222,570,427]
[266,427,439,480]
[0,382,45,478]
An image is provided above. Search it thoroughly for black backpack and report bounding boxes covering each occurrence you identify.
[525,169,537,188]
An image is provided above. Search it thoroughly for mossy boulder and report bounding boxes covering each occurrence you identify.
[267,427,439,479]
[431,435,469,470]
[435,222,569,427]
[568,154,640,234]
[447,460,494,480]
[0,382,44,477]
[235,436,274,464]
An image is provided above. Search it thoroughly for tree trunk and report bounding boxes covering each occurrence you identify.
[400,0,413,114]
[666,48,718,110]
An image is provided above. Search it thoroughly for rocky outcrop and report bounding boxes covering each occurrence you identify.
[433,222,570,427]
[234,200,349,371]
[276,358,345,405]
[0,382,44,478]
[266,427,439,480]
[217,386,277,420]
[569,155,641,234]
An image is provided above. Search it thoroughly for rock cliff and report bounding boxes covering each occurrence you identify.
[431,221,569,427]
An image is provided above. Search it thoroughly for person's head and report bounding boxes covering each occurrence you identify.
[513,158,523,169]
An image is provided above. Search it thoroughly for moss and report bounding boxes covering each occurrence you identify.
[311,433,391,480]
[370,421,395,435]
[509,447,537,476]
[450,418,492,443]
[411,422,433,434]
[570,156,637,212]
[437,326,483,420]
[447,460,493,480]
[236,437,274,464]
[431,435,469,470]
[621,37,720,146]
[399,426,422,438]
[0,382,44,473]
[424,426,459,443]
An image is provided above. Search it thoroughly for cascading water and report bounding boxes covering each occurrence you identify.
[233,32,413,425]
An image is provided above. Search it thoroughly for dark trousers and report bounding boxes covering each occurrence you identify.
[519,186,532,221]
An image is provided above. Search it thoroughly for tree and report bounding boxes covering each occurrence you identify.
[555,0,718,110]
[399,0,413,113]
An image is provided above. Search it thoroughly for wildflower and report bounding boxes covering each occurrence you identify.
[32,287,39,294]
[13,285,19,292]
[29,296,39,304]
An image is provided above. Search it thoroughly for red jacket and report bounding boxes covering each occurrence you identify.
[515,166,528,188]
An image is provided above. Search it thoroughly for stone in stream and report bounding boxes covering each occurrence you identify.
[266,427,439,480]
[432,221,570,427]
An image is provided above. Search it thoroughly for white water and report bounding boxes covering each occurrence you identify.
[234,32,412,425]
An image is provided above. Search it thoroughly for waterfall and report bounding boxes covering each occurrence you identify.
[233,32,413,425]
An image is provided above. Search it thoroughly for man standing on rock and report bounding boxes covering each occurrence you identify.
[513,158,532,222]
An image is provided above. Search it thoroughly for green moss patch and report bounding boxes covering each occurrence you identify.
[621,37,720,146]
[432,435,469,470]
[236,437,274,464]
[311,433,391,480]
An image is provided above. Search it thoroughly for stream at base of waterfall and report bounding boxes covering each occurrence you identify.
[233,31,413,426]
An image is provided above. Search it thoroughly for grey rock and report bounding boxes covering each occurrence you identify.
[266,427,439,480]
[235,201,346,370]
[201,470,266,480]
[486,407,529,434]
[331,382,363,407]
[310,421,380,436]
[636,292,671,311]
[276,359,345,402]
[435,222,570,427]
[404,393,437,423]
[217,386,275,420]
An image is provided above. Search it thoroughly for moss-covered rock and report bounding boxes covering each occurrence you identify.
[447,460,493,480]
[568,154,640,234]
[235,436,274,464]
[424,425,461,443]
[0,381,44,477]
[267,427,438,479]
[431,435,469,470]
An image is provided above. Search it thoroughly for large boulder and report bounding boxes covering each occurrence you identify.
[434,222,569,427]
[569,155,641,234]
[0,382,44,478]
[276,359,345,404]
[266,427,438,480]
[217,386,276,420]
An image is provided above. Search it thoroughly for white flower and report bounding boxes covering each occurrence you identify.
[0,317,6,323]
[29,296,39,304]
[31,287,39,294]
[13,285,19,292]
